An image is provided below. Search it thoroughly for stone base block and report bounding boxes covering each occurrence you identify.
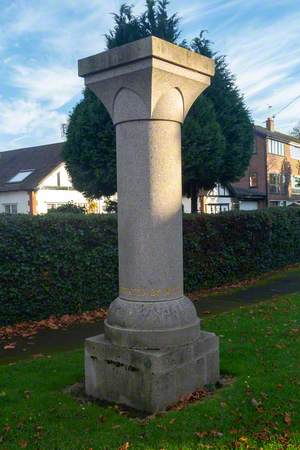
[85,331,219,413]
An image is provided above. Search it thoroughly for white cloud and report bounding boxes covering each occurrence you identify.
[0,0,299,150]
[9,7,52,36]
[0,99,67,150]
[220,11,300,133]
[174,0,300,133]
[11,64,82,109]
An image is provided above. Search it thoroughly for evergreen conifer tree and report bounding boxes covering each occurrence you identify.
[64,2,253,212]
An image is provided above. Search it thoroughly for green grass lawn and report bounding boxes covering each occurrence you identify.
[1,294,300,450]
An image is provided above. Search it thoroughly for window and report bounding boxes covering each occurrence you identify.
[292,176,300,188]
[291,145,300,160]
[268,139,285,156]
[269,173,281,193]
[270,201,280,207]
[206,204,230,214]
[46,202,67,211]
[270,201,286,208]
[249,172,258,188]
[292,176,300,194]
[218,185,227,196]
[209,185,218,196]
[57,172,61,187]
[208,184,227,197]
[4,204,17,214]
[8,170,33,183]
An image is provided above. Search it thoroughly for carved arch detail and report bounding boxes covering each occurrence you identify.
[152,87,184,123]
[113,87,148,124]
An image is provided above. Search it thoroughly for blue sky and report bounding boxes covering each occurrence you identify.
[0,0,299,151]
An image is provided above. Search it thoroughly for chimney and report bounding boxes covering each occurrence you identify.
[266,117,275,132]
[61,123,68,138]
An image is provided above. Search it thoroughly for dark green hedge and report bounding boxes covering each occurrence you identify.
[1,208,300,325]
[0,214,118,326]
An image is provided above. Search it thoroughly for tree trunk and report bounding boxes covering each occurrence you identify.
[191,186,199,213]
[199,194,205,213]
[198,188,208,213]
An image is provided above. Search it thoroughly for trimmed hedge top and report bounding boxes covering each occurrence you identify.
[1,208,300,325]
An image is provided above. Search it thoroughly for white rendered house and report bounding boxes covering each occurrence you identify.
[0,142,105,214]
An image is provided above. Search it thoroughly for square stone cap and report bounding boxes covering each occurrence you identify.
[78,36,215,78]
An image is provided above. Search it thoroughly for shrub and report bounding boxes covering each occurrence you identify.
[47,202,86,214]
[104,198,118,213]
[183,208,300,291]
[1,208,300,325]
[0,214,118,325]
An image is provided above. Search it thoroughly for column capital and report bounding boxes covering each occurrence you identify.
[79,36,214,125]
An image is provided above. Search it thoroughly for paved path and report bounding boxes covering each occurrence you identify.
[1,267,300,365]
[192,268,300,314]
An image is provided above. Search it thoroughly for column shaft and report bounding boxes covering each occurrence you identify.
[117,120,183,302]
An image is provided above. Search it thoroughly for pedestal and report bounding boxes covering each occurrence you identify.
[85,332,219,413]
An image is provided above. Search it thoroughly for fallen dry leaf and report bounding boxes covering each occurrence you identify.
[195,430,223,439]
[118,443,129,450]
[284,413,292,426]
[32,354,45,359]
[19,440,28,448]
[23,391,31,400]
[277,432,290,446]
[251,398,259,408]
[210,430,223,437]
[254,429,270,442]
[0,309,107,341]
[3,342,16,350]
[168,388,209,411]
[195,431,208,438]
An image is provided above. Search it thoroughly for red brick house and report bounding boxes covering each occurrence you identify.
[201,118,300,213]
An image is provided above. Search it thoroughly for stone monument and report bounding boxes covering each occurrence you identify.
[79,36,219,413]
